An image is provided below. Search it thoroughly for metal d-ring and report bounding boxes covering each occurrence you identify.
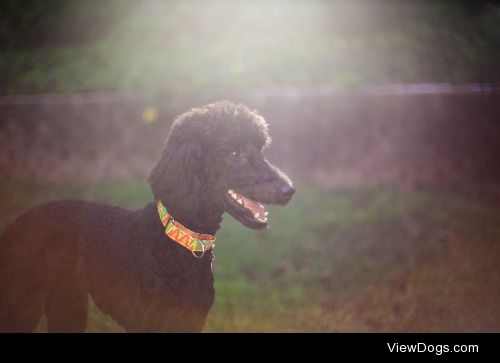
[191,241,206,259]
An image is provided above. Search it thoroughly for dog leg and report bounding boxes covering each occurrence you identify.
[44,265,88,333]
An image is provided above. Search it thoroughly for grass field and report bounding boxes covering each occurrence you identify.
[1,178,499,332]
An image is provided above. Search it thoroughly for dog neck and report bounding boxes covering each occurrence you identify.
[153,189,224,236]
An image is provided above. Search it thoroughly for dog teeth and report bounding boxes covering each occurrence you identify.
[255,213,268,222]
[228,189,245,206]
[228,190,267,220]
[228,189,240,202]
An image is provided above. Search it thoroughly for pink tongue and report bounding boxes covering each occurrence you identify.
[241,195,265,216]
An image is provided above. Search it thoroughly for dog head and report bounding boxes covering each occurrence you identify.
[149,101,294,230]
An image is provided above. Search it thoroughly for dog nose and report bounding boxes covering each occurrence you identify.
[280,183,295,197]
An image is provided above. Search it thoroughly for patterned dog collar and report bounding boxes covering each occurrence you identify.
[156,200,216,258]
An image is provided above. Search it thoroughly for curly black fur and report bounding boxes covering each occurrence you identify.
[0,101,294,332]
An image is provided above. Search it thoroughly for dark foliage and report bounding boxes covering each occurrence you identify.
[0,0,127,48]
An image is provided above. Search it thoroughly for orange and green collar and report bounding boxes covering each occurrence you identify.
[156,200,216,258]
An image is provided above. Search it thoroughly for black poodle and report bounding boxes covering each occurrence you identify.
[0,101,294,332]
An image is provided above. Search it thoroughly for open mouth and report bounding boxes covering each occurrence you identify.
[225,189,269,229]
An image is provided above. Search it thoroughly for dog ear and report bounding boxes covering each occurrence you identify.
[148,140,203,206]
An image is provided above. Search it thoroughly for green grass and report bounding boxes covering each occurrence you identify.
[1,177,499,332]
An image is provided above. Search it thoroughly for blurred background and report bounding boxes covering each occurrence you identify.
[1,0,500,332]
